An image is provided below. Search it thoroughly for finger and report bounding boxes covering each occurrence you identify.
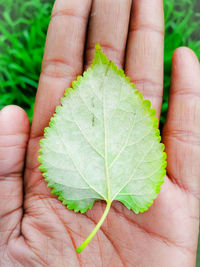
[125,0,164,116]
[26,0,92,181]
[163,47,200,200]
[31,0,92,139]
[85,0,132,69]
[24,0,92,217]
[0,106,30,246]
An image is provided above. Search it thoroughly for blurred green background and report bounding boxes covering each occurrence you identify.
[0,0,200,265]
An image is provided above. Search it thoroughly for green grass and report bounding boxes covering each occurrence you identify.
[0,0,54,119]
[0,0,200,265]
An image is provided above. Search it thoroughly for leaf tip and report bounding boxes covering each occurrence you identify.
[95,43,101,51]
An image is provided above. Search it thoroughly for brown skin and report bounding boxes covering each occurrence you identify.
[0,0,200,266]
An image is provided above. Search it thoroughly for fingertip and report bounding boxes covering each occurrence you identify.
[0,104,29,118]
[0,105,30,134]
[173,46,199,61]
[172,47,200,74]
[171,47,200,92]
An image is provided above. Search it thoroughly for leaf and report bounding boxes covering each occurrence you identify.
[38,44,167,253]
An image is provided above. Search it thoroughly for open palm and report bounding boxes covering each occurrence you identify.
[1,0,200,266]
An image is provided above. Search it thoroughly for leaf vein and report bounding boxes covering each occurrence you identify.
[54,127,105,199]
[112,140,155,200]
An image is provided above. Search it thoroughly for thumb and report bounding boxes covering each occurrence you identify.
[0,105,30,247]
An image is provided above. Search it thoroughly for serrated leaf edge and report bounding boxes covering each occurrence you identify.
[38,43,167,214]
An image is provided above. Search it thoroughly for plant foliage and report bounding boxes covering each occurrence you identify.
[0,0,53,119]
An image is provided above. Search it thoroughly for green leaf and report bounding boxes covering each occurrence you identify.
[38,44,167,253]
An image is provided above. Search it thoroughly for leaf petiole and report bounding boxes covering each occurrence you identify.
[76,200,111,253]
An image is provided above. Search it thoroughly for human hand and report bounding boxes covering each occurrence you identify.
[1,0,200,266]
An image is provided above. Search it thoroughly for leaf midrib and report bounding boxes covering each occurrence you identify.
[101,60,111,203]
